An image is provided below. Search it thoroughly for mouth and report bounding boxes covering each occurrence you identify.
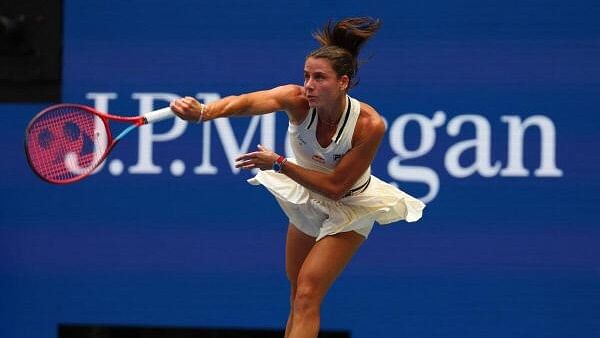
[306,96,318,107]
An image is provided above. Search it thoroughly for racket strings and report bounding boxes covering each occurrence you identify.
[26,106,109,182]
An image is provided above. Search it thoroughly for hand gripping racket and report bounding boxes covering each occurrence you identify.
[24,104,175,184]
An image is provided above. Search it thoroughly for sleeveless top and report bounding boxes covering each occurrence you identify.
[288,95,371,195]
[247,95,426,230]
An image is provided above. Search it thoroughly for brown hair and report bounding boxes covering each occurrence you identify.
[308,17,381,89]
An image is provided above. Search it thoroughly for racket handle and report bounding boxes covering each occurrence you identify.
[143,107,176,124]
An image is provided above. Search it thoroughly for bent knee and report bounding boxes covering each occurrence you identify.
[293,283,323,314]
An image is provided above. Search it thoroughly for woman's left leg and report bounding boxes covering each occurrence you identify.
[284,224,317,338]
[288,230,365,338]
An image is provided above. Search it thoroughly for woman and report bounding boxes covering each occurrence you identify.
[170,17,425,338]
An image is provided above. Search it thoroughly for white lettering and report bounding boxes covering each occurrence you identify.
[501,115,563,177]
[193,93,222,175]
[83,92,119,174]
[212,115,274,174]
[387,111,446,203]
[445,115,501,178]
[82,91,564,203]
[129,93,187,174]
[86,92,118,113]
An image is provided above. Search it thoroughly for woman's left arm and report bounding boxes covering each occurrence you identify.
[236,108,386,201]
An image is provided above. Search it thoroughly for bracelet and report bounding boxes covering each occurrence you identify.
[273,155,287,173]
[196,103,206,123]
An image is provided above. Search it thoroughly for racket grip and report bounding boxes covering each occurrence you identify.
[143,107,176,124]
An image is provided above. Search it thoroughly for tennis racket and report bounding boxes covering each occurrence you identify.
[24,103,175,184]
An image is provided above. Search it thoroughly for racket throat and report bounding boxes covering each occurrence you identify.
[115,124,139,141]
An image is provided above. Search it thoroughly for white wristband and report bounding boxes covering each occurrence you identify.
[196,104,207,123]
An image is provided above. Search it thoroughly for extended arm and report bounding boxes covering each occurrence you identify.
[170,84,308,124]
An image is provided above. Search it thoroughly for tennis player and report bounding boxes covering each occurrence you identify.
[171,17,425,338]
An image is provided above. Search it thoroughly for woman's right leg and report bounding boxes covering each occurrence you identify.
[284,224,316,338]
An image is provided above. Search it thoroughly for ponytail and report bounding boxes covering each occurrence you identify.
[313,17,381,58]
[308,17,381,89]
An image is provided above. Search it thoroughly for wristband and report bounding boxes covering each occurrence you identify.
[272,155,287,173]
[196,103,206,123]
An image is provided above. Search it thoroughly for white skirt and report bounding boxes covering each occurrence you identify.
[247,168,425,241]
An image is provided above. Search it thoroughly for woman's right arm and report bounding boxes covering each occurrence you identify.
[170,84,308,124]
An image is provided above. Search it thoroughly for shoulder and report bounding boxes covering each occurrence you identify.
[358,101,386,136]
[352,101,386,146]
[268,84,306,105]
[270,84,304,96]
[270,85,309,123]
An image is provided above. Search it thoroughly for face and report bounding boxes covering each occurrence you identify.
[303,57,349,108]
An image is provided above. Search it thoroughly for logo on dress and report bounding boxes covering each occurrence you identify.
[312,154,326,164]
[333,154,344,162]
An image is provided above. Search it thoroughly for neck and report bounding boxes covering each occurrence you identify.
[318,94,347,125]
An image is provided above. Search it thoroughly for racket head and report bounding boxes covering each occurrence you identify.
[24,104,113,184]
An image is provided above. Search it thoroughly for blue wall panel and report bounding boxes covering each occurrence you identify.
[1,1,599,337]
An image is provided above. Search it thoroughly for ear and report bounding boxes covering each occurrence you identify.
[339,75,350,92]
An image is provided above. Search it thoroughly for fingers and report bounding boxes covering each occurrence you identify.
[170,97,194,110]
[234,155,261,170]
[235,151,259,162]
[234,159,255,170]
[170,96,200,121]
[234,151,256,169]
[234,147,277,171]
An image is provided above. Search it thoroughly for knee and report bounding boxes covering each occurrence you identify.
[289,284,297,307]
[292,282,321,315]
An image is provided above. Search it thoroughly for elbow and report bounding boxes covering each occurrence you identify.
[323,186,347,201]
[320,177,353,201]
[329,193,345,202]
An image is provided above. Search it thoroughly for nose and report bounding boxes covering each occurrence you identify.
[304,77,314,90]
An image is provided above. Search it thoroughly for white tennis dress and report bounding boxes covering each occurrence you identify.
[248,95,425,241]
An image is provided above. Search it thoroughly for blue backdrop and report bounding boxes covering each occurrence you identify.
[2,1,600,337]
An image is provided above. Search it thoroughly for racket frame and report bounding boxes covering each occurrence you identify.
[25,104,153,184]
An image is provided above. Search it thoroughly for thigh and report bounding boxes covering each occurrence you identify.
[296,231,365,298]
[286,223,316,285]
